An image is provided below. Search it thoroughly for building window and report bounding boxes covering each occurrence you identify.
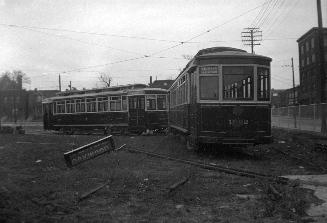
[311,38,315,49]
[312,54,316,63]
[75,99,85,112]
[223,66,253,100]
[324,36,327,47]
[110,96,121,111]
[257,68,270,101]
[306,41,309,51]
[157,95,167,110]
[301,45,304,55]
[97,97,108,112]
[86,98,96,112]
[200,76,219,100]
[307,56,310,65]
[301,59,305,67]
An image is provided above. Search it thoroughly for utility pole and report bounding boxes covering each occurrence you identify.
[317,0,327,134]
[241,28,262,54]
[291,57,297,128]
[59,74,61,92]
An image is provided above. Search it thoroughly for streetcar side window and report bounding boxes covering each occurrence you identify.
[257,68,270,101]
[223,66,253,100]
[157,95,167,110]
[86,98,96,112]
[75,98,85,112]
[200,76,219,100]
[146,95,156,110]
[56,101,65,114]
[122,96,127,111]
[97,97,108,112]
[66,100,75,113]
[110,96,121,111]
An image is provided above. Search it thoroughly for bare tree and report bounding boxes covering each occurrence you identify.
[0,70,30,90]
[98,72,113,88]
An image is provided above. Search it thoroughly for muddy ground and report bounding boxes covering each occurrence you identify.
[0,127,325,222]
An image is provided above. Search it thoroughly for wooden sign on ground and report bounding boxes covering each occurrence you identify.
[64,135,116,167]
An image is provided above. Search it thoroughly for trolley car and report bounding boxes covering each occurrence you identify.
[169,47,272,148]
[42,85,168,134]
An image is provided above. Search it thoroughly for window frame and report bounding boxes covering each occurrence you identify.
[198,65,219,102]
[257,67,270,101]
[222,65,254,101]
[97,96,109,112]
[109,96,122,112]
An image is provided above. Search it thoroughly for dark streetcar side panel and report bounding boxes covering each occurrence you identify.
[49,112,128,130]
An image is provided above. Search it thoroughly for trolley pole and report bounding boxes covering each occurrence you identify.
[317,0,327,134]
[291,57,297,128]
[59,74,62,92]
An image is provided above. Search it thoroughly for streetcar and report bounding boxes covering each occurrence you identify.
[168,47,272,148]
[42,84,168,134]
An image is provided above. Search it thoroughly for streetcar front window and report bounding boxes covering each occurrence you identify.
[223,66,253,100]
[200,76,219,100]
[257,68,270,101]
[146,95,156,110]
[157,95,167,110]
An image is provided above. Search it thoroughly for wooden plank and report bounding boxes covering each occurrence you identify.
[64,135,115,167]
[168,176,190,192]
[78,181,111,202]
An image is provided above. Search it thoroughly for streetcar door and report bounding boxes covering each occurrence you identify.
[128,95,146,131]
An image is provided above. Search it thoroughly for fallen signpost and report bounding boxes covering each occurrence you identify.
[64,135,116,167]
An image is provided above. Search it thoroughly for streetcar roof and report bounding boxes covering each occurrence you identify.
[42,88,167,103]
[196,50,272,60]
[169,47,272,91]
[43,90,127,102]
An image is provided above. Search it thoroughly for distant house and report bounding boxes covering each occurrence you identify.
[149,79,174,90]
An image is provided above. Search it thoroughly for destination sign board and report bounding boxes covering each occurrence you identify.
[199,66,219,74]
[64,135,115,167]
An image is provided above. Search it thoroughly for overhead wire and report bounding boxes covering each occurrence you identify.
[258,0,280,28]
[0,23,186,43]
[265,0,300,36]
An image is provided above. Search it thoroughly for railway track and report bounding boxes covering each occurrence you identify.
[273,147,327,173]
[124,147,289,184]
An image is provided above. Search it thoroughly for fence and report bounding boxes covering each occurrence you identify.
[271,103,327,133]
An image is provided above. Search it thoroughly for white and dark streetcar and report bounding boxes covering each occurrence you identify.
[169,47,272,148]
[42,84,168,134]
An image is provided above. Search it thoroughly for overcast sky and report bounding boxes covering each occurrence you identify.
[0,0,326,90]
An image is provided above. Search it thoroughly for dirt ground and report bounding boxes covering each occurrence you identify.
[0,127,325,222]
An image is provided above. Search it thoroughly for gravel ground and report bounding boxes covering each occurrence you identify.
[0,127,323,222]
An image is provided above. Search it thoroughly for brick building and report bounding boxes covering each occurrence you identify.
[297,27,327,104]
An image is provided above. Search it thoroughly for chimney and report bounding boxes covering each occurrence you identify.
[150,76,153,85]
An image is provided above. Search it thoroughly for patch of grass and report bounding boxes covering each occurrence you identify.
[259,181,314,221]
